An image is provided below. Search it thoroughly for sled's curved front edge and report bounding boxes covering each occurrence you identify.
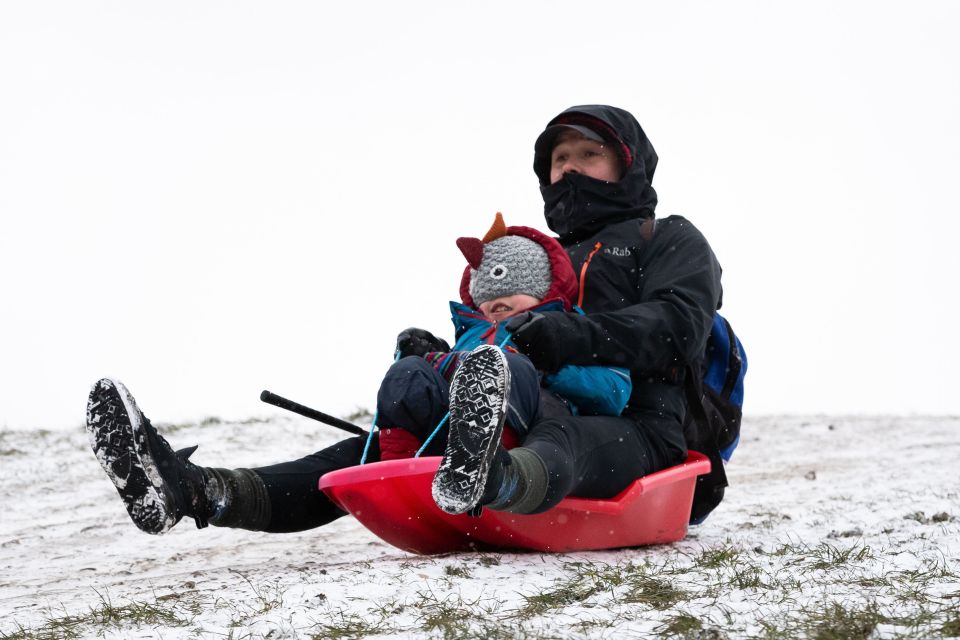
[320,457,478,555]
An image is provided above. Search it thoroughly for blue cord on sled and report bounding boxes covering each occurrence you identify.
[415,333,512,458]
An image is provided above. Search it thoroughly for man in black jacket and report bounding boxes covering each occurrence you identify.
[85,104,723,534]
[432,105,723,516]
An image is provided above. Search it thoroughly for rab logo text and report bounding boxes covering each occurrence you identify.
[604,246,632,258]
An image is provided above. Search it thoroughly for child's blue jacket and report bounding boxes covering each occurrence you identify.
[447,300,632,416]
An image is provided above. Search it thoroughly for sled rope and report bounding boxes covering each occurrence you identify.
[415,413,449,458]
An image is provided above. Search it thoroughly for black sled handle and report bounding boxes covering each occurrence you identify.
[259,390,368,437]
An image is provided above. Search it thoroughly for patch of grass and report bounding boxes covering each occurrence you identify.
[469,618,562,640]
[729,564,767,590]
[230,571,285,615]
[444,563,472,579]
[90,591,188,627]
[514,560,695,621]
[884,605,947,634]
[576,560,630,589]
[519,575,601,617]
[309,609,391,639]
[414,589,483,640]
[366,599,404,619]
[851,576,891,588]
[806,542,872,571]
[656,613,703,638]
[766,540,809,557]
[476,554,502,568]
[0,623,65,640]
[571,617,617,634]
[806,601,887,640]
[0,623,47,640]
[942,613,960,637]
[695,544,742,570]
[623,573,688,610]
[408,587,557,640]
[826,527,864,539]
[760,600,888,640]
[2,591,193,640]
[903,510,951,525]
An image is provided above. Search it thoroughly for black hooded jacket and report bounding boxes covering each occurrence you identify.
[533,105,723,460]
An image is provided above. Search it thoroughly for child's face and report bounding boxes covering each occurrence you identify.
[479,293,541,323]
[549,130,622,185]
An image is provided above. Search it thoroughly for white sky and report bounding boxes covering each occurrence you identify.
[2,1,959,430]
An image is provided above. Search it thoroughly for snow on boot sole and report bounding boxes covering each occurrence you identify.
[432,345,510,515]
[86,379,177,534]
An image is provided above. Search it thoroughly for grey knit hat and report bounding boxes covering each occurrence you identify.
[466,235,552,306]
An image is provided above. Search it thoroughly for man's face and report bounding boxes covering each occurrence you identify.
[549,130,622,185]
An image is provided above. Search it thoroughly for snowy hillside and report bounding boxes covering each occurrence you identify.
[2,414,958,639]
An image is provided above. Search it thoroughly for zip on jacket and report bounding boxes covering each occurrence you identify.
[576,242,603,308]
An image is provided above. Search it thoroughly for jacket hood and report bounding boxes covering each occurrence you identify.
[533,105,659,240]
[458,213,579,310]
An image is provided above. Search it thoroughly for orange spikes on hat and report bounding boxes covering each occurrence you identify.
[481,212,508,243]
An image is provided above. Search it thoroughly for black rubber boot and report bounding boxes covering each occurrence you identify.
[204,468,272,530]
[432,345,511,515]
[87,378,212,534]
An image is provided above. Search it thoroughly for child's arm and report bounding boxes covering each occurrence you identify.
[543,365,633,416]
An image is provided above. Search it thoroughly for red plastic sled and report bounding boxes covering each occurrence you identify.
[319,451,710,554]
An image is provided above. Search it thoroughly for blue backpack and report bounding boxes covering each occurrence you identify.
[684,313,747,523]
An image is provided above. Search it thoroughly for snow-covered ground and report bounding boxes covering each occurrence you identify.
[2,413,958,639]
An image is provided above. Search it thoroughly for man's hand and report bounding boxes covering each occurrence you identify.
[505,312,564,372]
[395,327,451,359]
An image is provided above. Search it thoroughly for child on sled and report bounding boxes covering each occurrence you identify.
[379,212,631,459]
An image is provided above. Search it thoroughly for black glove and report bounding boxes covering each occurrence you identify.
[395,327,451,359]
[505,312,564,372]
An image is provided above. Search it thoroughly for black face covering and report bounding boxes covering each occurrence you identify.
[541,173,650,240]
[534,106,660,240]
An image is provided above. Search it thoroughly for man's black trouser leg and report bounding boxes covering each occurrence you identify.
[252,435,372,532]
[519,413,684,513]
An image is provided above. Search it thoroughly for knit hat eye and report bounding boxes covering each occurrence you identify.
[489,264,508,280]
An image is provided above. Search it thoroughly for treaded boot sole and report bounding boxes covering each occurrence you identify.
[86,379,177,534]
[432,345,510,515]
